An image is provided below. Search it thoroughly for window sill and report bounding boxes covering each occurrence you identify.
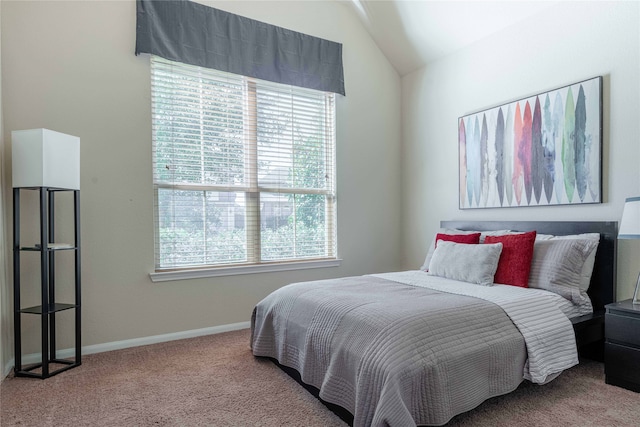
[149,258,342,282]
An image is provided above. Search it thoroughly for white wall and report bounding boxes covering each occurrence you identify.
[1,0,401,358]
[401,1,640,299]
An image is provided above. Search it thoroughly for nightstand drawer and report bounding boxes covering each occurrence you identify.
[605,313,640,347]
[605,342,640,385]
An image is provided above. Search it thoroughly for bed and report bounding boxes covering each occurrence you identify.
[251,221,617,426]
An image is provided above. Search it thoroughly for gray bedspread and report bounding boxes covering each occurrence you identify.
[251,275,527,426]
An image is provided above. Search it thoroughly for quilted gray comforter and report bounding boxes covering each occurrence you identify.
[251,275,528,426]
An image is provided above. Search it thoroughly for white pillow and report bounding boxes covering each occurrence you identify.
[427,241,503,286]
[535,233,600,292]
[528,239,600,303]
[420,228,512,270]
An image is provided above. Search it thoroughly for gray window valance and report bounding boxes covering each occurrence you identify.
[135,0,345,96]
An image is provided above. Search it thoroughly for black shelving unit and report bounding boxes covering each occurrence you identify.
[13,186,81,379]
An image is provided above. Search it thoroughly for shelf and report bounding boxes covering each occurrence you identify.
[20,243,76,251]
[20,303,77,315]
[15,359,80,379]
[13,186,81,379]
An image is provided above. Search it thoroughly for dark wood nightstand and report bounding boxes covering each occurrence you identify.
[605,300,640,392]
[571,311,605,361]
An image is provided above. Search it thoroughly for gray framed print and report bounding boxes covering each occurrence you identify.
[459,76,602,209]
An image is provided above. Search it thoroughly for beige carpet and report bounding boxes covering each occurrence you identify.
[1,328,638,426]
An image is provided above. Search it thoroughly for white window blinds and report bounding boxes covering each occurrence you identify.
[151,57,337,270]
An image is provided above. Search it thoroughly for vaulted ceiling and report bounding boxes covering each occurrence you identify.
[345,0,560,76]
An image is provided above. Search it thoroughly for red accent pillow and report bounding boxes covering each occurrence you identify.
[435,233,481,247]
[484,231,537,287]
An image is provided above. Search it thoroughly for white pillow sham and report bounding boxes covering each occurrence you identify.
[528,239,599,304]
[535,233,600,292]
[427,241,503,286]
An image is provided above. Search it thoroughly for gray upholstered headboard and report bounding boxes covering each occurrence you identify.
[440,221,617,312]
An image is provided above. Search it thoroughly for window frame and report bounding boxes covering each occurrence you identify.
[149,57,340,281]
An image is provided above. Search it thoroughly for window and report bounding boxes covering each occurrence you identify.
[151,57,337,272]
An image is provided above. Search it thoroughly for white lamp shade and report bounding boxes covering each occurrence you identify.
[619,196,640,239]
[12,129,80,190]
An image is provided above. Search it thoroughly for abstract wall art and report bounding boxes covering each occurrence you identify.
[459,76,602,209]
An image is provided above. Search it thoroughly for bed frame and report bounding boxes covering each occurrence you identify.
[273,221,618,426]
[442,220,618,361]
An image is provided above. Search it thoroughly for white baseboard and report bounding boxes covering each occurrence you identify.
[2,321,251,379]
